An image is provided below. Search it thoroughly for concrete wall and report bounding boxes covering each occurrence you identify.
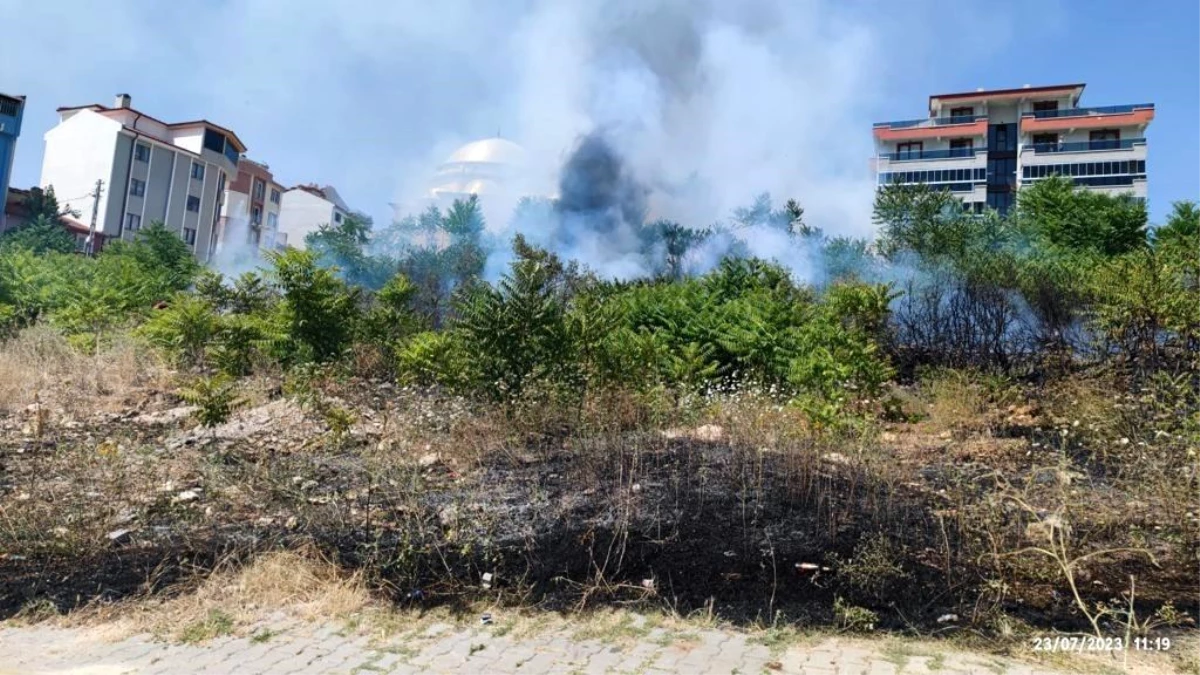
[278,189,334,250]
[40,109,121,234]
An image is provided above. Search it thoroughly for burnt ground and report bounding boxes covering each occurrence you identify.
[0,380,1194,635]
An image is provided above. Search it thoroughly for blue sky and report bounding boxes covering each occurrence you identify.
[1,0,1195,229]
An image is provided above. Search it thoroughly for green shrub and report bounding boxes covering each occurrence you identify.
[394,330,475,390]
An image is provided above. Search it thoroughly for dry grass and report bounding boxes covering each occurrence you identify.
[0,324,169,414]
[919,369,996,435]
[76,548,371,641]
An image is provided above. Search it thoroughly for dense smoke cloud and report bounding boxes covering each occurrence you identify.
[466,0,884,281]
[1,0,1063,275]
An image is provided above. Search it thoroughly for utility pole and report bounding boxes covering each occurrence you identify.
[86,179,103,256]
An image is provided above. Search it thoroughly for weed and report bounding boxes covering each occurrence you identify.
[179,609,235,643]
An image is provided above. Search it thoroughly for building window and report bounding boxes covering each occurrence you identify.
[334,212,343,223]
[269,188,281,204]
[183,227,197,245]
[949,106,974,120]
[203,129,225,153]
[134,143,150,162]
[896,141,923,160]
[252,179,266,201]
[186,195,201,212]
[949,138,973,157]
[1090,129,1120,150]
[191,162,205,180]
[267,212,278,229]
[251,206,262,225]
[125,213,141,231]
[129,178,146,197]
[1032,100,1059,113]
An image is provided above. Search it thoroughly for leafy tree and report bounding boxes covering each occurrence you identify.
[455,238,574,400]
[23,186,78,221]
[103,222,200,296]
[0,187,79,254]
[139,294,220,368]
[0,215,77,254]
[1014,175,1147,256]
[360,272,421,347]
[1153,201,1199,251]
[267,248,360,363]
[306,211,396,290]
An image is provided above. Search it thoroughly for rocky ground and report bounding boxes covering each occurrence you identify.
[0,376,1194,673]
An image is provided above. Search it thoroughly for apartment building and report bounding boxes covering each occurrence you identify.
[0,93,25,231]
[873,83,1153,214]
[219,157,285,252]
[277,184,351,250]
[40,94,247,259]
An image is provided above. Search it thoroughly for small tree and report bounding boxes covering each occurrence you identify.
[180,374,242,439]
[267,248,360,364]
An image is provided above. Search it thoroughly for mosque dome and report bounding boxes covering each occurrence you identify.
[429,138,527,199]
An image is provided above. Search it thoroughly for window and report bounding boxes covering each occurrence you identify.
[1090,129,1120,150]
[252,179,266,201]
[191,162,205,180]
[134,143,150,162]
[896,141,923,160]
[267,212,278,229]
[1032,133,1058,150]
[125,213,141,231]
[129,178,146,197]
[334,212,343,223]
[1032,100,1059,113]
[203,129,226,153]
[949,106,974,119]
[183,227,197,246]
[186,195,201,212]
[269,188,281,204]
[251,205,262,225]
[949,138,973,157]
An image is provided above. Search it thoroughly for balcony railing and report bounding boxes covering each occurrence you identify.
[873,114,985,129]
[881,147,985,161]
[0,97,20,118]
[1026,103,1154,119]
[1024,138,1146,154]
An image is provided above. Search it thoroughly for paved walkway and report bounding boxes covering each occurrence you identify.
[0,618,1105,675]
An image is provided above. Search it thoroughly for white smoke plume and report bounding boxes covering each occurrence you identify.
[1,0,1058,278]
[469,0,885,281]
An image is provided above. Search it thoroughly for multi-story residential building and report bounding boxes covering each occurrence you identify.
[40,94,247,259]
[219,157,285,252]
[0,93,25,231]
[873,83,1153,214]
[277,184,351,250]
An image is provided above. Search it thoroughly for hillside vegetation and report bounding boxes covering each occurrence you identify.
[0,179,1196,657]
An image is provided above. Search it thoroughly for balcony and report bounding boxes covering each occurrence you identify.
[873,114,987,141]
[1021,103,1154,133]
[1023,138,1146,154]
[1026,103,1154,119]
[0,96,22,136]
[0,97,20,117]
[880,147,986,161]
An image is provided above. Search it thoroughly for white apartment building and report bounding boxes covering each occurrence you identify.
[40,94,247,259]
[872,83,1153,214]
[219,157,285,252]
[277,184,350,250]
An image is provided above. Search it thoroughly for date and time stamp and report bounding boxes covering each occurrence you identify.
[1031,636,1174,653]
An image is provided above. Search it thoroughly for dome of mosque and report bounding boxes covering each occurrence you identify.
[429,138,528,199]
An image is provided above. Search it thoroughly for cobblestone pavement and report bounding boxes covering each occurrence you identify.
[0,618,1111,675]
